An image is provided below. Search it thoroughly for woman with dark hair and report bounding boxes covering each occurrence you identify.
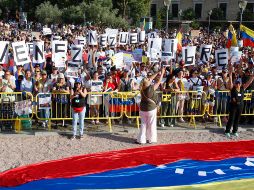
[225,75,254,138]
[70,78,87,140]
[136,67,166,144]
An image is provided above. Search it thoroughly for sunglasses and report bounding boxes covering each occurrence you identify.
[36,71,40,73]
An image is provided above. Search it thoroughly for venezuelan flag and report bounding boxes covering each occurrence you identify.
[1,140,254,189]
[226,24,237,48]
[240,24,254,47]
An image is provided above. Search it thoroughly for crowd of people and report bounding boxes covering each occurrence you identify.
[0,20,254,142]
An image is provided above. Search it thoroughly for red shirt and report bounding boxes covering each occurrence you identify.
[104,81,116,91]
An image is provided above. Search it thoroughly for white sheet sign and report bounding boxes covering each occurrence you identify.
[129,33,138,44]
[52,40,67,62]
[0,41,9,64]
[200,44,212,62]
[99,34,107,47]
[148,38,162,59]
[215,49,228,67]
[182,46,196,66]
[112,52,124,69]
[12,41,31,66]
[108,34,117,47]
[138,31,145,44]
[119,32,129,45]
[71,45,83,65]
[88,30,97,45]
[33,41,45,63]
[74,37,86,46]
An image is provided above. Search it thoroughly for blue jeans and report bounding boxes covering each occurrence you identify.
[72,108,86,136]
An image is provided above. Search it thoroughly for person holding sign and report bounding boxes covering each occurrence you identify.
[70,78,87,140]
[136,67,166,144]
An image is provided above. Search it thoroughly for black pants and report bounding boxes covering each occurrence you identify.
[225,105,243,133]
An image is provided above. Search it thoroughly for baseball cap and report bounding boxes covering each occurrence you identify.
[75,78,81,83]
[58,73,65,79]
[41,70,47,75]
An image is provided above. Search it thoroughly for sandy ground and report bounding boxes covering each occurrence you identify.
[0,124,254,173]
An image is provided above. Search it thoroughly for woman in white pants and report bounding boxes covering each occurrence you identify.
[137,67,166,144]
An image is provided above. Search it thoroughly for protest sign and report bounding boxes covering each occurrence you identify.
[66,64,79,78]
[112,52,124,69]
[88,30,97,45]
[74,36,86,46]
[12,41,31,66]
[129,33,138,44]
[148,38,162,59]
[54,53,66,67]
[42,28,52,35]
[182,46,197,66]
[33,41,45,63]
[215,48,228,67]
[138,31,145,44]
[26,43,33,55]
[99,34,107,47]
[200,44,212,62]
[0,41,9,64]
[133,49,143,62]
[148,32,157,38]
[38,94,51,109]
[105,28,118,36]
[15,100,32,115]
[52,40,67,62]
[51,36,61,41]
[108,34,117,47]
[162,39,178,61]
[71,45,83,65]
[123,53,134,64]
[91,81,103,94]
[119,32,129,45]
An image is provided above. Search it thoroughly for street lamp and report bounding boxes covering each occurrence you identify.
[178,9,182,25]
[239,0,248,26]
[208,10,213,35]
[164,0,171,33]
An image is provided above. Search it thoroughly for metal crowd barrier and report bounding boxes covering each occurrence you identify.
[35,92,124,132]
[2,91,254,133]
[0,92,33,132]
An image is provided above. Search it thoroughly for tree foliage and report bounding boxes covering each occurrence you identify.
[181,8,195,20]
[35,1,62,24]
[210,8,224,20]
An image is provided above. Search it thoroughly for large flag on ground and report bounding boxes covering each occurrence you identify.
[1,140,254,189]
[240,24,254,47]
[226,24,238,48]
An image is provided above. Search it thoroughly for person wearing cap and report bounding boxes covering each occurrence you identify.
[136,67,166,144]
[225,79,245,138]
[52,73,69,128]
[70,78,87,140]
[36,70,52,128]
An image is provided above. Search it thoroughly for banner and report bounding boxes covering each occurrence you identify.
[12,41,31,66]
[33,41,45,63]
[108,34,117,47]
[129,33,138,44]
[112,52,124,69]
[182,46,196,66]
[200,44,212,62]
[99,34,107,47]
[88,30,97,45]
[138,31,145,44]
[215,48,228,67]
[71,45,83,65]
[119,32,129,45]
[74,37,86,46]
[0,41,9,64]
[52,40,67,63]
